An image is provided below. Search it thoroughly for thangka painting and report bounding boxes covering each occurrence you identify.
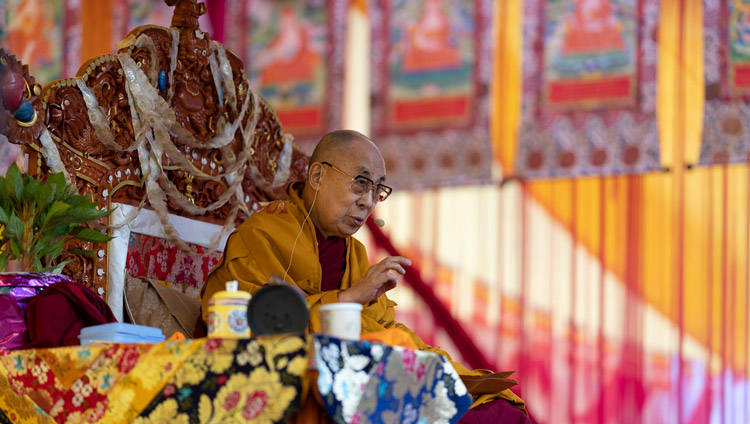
[516,0,661,178]
[224,0,347,151]
[700,0,750,164]
[370,0,493,189]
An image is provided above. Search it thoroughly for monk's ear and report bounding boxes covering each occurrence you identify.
[308,162,325,190]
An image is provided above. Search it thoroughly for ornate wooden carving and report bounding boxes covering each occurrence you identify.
[0,0,309,297]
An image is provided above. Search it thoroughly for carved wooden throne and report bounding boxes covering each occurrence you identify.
[0,0,309,319]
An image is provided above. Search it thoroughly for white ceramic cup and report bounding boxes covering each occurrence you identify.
[319,302,363,340]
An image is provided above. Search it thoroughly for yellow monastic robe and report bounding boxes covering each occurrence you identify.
[200,183,526,413]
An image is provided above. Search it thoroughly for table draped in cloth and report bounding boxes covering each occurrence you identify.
[0,335,471,424]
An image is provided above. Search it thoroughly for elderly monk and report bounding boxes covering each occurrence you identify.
[200,130,529,422]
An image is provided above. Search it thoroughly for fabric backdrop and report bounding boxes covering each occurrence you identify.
[700,0,750,165]
[368,0,494,189]
[515,0,663,178]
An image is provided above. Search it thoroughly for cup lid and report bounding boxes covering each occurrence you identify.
[247,282,310,335]
[318,302,363,312]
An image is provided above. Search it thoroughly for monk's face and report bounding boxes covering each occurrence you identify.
[313,139,386,238]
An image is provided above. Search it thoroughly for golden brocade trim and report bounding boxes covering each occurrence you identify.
[0,355,56,424]
[99,340,202,424]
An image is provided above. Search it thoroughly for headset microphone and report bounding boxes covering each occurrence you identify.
[372,217,385,228]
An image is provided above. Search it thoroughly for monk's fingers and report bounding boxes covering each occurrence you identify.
[372,269,398,287]
[384,271,398,283]
[384,276,397,291]
[376,277,397,297]
[378,257,410,274]
[394,264,407,275]
[379,256,412,268]
[383,273,398,292]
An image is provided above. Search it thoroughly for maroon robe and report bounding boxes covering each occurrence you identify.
[315,225,346,292]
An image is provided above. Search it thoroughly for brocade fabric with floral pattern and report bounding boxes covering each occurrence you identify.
[0,335,470,423]
[135,337,308,423]
[125,233,222,298]
[314,335,472,424]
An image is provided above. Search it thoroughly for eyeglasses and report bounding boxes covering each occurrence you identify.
[320,162,393,202]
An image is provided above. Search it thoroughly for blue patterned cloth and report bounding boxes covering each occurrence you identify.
[313,335,472,424]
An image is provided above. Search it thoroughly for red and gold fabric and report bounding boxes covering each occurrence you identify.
[0,336,307,424]
[125,233,222,299]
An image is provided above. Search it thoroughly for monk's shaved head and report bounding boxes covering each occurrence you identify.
[309,130,376,165]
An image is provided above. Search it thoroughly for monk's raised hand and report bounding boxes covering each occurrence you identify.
[338,256,412,304]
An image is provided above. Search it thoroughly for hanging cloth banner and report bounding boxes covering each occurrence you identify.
[370,0,494,189]
[224,0,347,151]
[516,0,662,178]
[700,1,750,164]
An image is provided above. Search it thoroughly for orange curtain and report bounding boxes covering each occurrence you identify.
[492,0,747,367]
[485,0,750,421]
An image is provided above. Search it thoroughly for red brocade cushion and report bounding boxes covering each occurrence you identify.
[125,233,223,299]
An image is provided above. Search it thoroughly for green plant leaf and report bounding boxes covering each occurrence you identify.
[0,252,7,272]
[0,175,7,204]
[44,204,110,229]
[64,194,87,207]
[8,238,21,260]
[65,248,96,258]
[0,205,8,225]
[36,227,68,248]
[33,256,43,273]
[3,214,24,240]
[46,224,72,237]
[21,177,41,206]
[37,239,65,260]
[44,173,66,196]
[4,163,22,201]
[69,226,112,243]
[49,171,67,185]
[46,258,73,274]
[40,201,73,229]
[36,182,54,211]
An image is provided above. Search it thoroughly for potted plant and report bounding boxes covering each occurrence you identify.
[0,163,113,273]
[0,163,115,350]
